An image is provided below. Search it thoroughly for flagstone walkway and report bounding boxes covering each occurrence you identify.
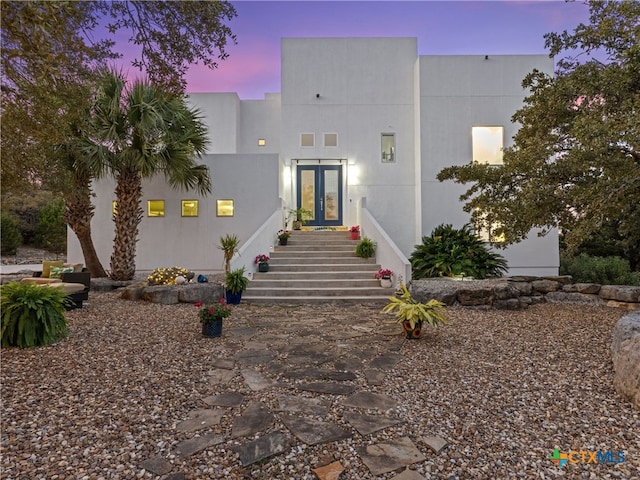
[140,311,446,479]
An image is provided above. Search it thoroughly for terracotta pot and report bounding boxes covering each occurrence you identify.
[350,231,359,240]
[402,320,422,339]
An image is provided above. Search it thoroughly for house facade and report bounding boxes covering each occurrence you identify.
[68,38,559,277]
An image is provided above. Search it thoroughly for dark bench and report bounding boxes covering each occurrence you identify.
[33,270,91,309]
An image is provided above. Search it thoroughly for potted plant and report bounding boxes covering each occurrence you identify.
[350,225,360,240]
[277,229,291,246]
[254,253,270,273]
[288,207,313,230]
[355,237,376,258]
[381,283,448,339]
[196,299,231,337]
[374,268,394,288]
[225,267,249,304]
[218,234,240,273]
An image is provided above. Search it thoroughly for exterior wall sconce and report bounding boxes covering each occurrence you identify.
[316,93,320,98]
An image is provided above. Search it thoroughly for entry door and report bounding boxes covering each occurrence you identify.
[296,165,343,226]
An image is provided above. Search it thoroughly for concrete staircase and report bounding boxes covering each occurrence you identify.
[243,230,394,305]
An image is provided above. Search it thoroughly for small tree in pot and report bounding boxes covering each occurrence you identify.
[381,283,448,339]
[225,267,249,304]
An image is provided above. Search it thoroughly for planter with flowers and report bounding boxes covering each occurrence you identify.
[277,229,291,246]
[375,268,394,288]
[350,225,360,240]
[255,254,270,273]
[196,299,231,337]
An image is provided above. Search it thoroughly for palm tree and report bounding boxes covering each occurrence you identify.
[83,71,211,280]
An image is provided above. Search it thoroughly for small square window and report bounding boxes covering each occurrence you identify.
[216,199,234,217]
[381,133,395,163]
[147,200,165,217]
[258,138,266,146]
[324,133,338,148]
[181,200,199,217]
[301,133,314,147]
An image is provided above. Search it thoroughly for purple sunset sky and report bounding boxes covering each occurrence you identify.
[117,1,591,99]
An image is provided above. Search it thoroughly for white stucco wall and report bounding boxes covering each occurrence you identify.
[186,93,240,153]
[67,154,280,274]
[238,93,281,154]
[280,37,418,254]
[419,55,559,275]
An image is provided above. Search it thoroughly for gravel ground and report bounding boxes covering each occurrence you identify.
[1,292,638,480]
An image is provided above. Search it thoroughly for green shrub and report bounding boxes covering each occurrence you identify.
[355,237,376,258]
[147,266,192,285]
[410,223,508,279]
[225,267,249,294]
[1,214,22,255]
[1,282,70,348]
[560,254,640,286]
[35,198,67,253]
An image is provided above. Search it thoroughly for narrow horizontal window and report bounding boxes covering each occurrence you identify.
[181,200,199,217]
[112,201,118,216]
[216,199,234,217]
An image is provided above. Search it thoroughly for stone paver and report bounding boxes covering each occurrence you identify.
[202,391,245,407]
[343,411,404,435]
[358,436,426,475]
[364,369,386,385]
[235,349,276,365]
[283,368,357,381]
[298,382,356,395]
[421,435,448,454]
[312,461,345,480]
[207,369,237,385]
[390,468,427,480]
[140,456,172,475]
[369,352,403,370]
[210,357,235,370]
[232,432,290,467]
[175,409,224,433]
[275,395,330,416]
[341,391,398,411]
[231,401,275,438]
[174,433,225,458]
[280,414,352,445]
[241,368,275,390]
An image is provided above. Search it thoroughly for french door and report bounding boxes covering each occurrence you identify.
[296,165,343,227]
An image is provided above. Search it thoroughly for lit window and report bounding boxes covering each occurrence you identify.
[147,200,165,217]
[475,211,506,243]
[472,126,504,165]
[258,138,266,146]
[301,133,314,147]
[381,133,395,163]
[181,200,199,217]
[216,199,234,217]
[324,133,338,148]
[112,201,118,216]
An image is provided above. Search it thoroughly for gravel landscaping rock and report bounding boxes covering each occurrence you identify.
[2,291,639,479]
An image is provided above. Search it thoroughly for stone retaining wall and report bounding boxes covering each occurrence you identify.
[411,276,640,311]
[611,312,640,408]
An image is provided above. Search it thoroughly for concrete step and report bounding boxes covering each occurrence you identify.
[273,244,356,251]
[267,264,379,272]
[242,295,391,306]
[244,286,394,297]
[269,257,375,265]
[253,271,378,280]
[248,278,380,288]
[271,250,357,258]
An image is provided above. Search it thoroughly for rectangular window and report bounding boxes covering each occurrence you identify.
[301,133,315,147]
[324,133,338,148]
[475,210,506,243]
[381,133,395,163]
[472,126,504,165]
[147,200,165,217]
[216,199,234,217]
[181,200,199,217]
[258,138,266,146]
[112,201,118,216]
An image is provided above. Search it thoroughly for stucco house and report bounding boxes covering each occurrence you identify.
[67,37,559,279]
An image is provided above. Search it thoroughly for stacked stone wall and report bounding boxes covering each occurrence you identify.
[411,276,640,311]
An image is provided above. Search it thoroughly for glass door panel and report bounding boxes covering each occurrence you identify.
[300,169,316,222]
[296,165,342,226]
[323,169,339,221]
